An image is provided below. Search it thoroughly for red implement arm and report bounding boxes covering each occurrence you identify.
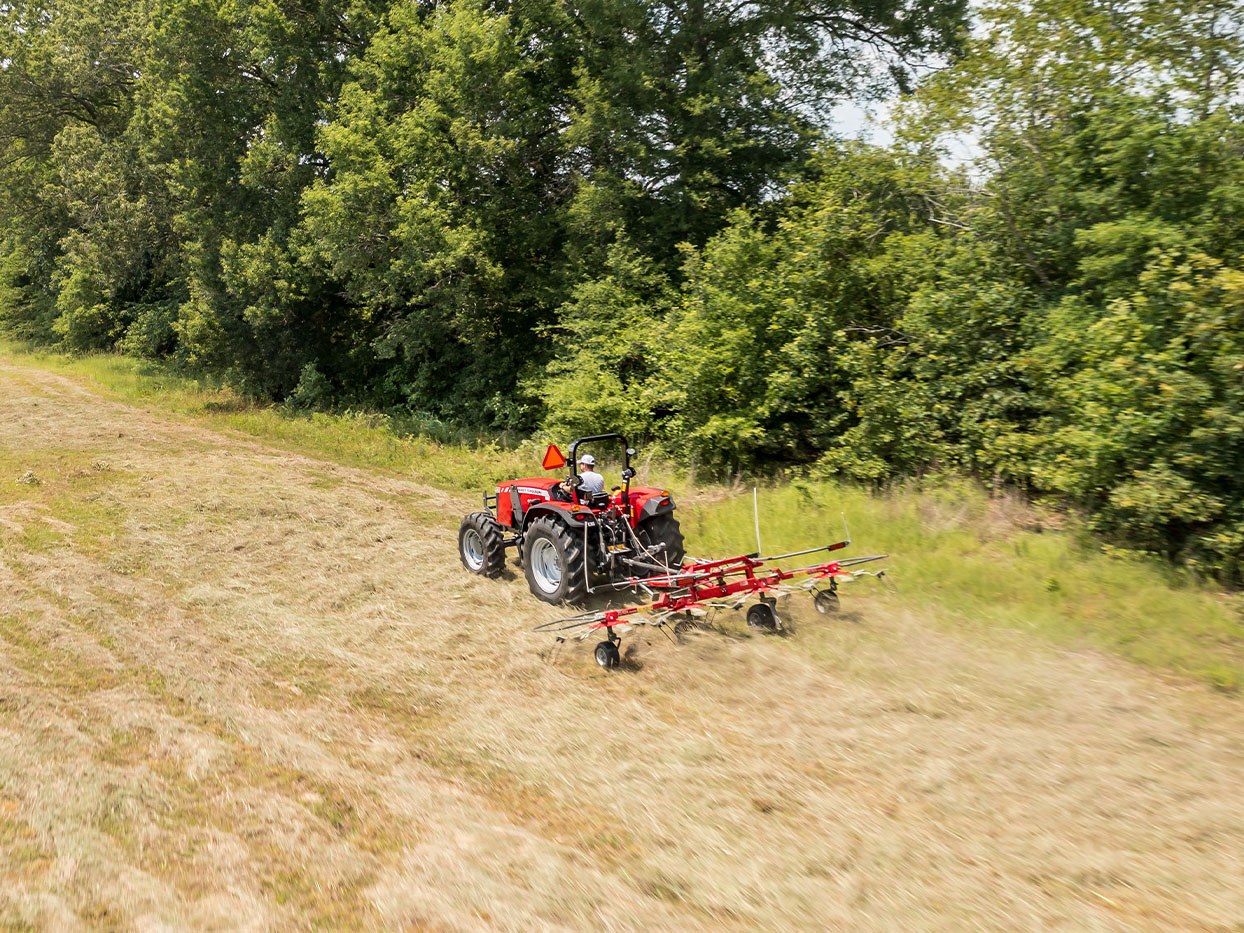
[534,544,886,640]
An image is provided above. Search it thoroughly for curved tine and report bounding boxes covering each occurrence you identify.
[610,580,658,600]
[604,578,664,600]
[836,554,887,567]
[532,613,606,633]
[550,606,605,624]
[643,609,678,627]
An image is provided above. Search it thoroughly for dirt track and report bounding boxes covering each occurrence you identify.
[1,356,1243,930]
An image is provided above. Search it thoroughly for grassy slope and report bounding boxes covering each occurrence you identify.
[4,343,1244,930]
[6,341,1242,692]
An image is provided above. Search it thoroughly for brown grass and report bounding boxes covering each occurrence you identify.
[1,356,1243,929]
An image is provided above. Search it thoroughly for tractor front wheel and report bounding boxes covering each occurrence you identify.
[522,517,590,605]
[459,512,506,577]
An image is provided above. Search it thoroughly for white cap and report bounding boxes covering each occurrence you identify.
[578,454,596,467]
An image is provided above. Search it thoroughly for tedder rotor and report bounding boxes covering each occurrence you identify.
[534,545,887,669]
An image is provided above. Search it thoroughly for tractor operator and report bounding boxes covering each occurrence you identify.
[559,453,606,500]
[575,454,606,496]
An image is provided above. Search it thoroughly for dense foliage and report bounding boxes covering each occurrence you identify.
[2,0,1242,580]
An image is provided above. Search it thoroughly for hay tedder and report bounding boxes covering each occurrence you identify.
[458,433,886,668]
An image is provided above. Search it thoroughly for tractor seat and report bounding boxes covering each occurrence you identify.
[584,491,611,510]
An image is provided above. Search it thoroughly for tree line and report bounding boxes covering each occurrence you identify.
[2,0,1242,582]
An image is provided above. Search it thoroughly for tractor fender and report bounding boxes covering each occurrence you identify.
[521,501,595,534]
[635,492,676,522]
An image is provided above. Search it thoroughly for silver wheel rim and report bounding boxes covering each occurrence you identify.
[462,527,485,571]
[529,537,562,593]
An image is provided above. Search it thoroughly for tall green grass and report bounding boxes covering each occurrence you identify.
[681,480,1243,691]
[5,342,1241,691]
[0,343,539,490]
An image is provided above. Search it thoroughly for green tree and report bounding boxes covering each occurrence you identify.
[819,238,1041,482]
[1035,252,1244,580]
[537,241,672,440]
[889,0,1244,575]
[302,0,969,423]
[135,0,387,394]
[905,0,1244,288]
[643,146,970,473]
[563,0,968,257]
[0,0,163,347]
[292,0,574,422]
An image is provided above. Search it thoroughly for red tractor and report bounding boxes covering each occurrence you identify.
[458,434,685,604]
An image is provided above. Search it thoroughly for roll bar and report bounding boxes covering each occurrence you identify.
[568,434,637,503]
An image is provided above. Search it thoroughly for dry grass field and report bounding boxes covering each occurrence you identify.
[2,354,1243,930]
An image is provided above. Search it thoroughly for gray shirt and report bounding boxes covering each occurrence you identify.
[578,469,606,495]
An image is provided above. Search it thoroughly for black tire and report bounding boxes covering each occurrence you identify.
[595,641,621,669]
[635,514,686,574]
[813,590,840,614]
[746,602,779,630]
[521,516,590,605]
[459,512,506,578]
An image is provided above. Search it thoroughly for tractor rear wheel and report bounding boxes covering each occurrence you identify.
[459,512,506,578]
[635,514,685,574]
[522,516,590,605]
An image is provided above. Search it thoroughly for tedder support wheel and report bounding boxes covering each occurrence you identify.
[594,641,621,669]
[521,516,590,605]
[814,589,840,614]
[459,512,506,577]
[635,514,686,574]
[746,601,780,631]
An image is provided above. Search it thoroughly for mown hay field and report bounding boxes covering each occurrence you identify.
[2,353,1243,930]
